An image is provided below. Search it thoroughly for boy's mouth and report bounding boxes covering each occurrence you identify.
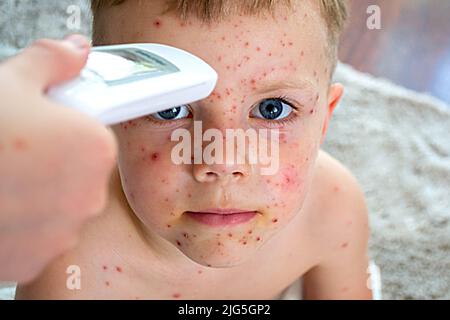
[184,209,258,227]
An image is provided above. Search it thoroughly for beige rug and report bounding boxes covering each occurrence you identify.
[1,0,449,300]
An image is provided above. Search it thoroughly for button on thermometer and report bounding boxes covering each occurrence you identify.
[48,43,218,125]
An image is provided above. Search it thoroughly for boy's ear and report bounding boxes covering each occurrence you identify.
[320,83,344,144]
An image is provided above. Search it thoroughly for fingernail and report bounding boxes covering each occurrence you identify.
[64,34,88,51]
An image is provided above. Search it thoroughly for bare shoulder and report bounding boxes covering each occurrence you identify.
[297,150,372,298]
[305,149,370,258]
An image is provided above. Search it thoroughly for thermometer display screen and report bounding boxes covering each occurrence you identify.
[82,47,180,86]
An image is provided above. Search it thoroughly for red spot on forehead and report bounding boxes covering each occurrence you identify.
[102,265,108,271]
[172,293,181,299]
[272,218,278,223]
[105,281,110,286]
[151,152,160,161]
[167,224,172,228]
[341,242,348,248]
[115,266,122,273]
[256,236,261,241]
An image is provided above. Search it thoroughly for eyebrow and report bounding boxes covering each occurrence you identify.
[255,79,317,95]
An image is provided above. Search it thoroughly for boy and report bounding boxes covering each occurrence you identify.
[16,0,372,299]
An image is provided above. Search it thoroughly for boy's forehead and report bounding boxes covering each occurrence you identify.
[108,0,328,90]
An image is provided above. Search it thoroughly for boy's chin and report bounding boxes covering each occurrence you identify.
[179,244,259,268]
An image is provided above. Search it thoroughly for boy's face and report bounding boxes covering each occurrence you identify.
[106,0,343,267]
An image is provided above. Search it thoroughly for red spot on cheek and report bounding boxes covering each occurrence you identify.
[341,242,348,248]
[153,19,162,28]
[176,240,182,246]
[256,236,261,241]
[198,270,203,274]
[272,218,278,223]
[167,224,172,228]
[105,281,110,287]
[102,265,108,271]
[334,186,340,192]
[115,266,123,273]
[172,293,181,299]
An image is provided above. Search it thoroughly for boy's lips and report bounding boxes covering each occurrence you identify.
[185,209,258,227]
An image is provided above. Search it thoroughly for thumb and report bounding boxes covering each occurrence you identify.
[8,34,90,92]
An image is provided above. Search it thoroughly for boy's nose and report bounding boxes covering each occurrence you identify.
[193,161,251,183]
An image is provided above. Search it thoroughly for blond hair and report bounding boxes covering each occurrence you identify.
[91,0,347,69]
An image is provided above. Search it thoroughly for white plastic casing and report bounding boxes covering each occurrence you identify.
[47,43,218,125]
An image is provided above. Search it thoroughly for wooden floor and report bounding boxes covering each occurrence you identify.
[338,0,450,105]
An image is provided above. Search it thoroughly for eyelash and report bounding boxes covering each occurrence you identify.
[144,95,302,127]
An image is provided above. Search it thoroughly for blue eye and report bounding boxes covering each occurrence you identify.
[251,98,293,120]
[150,105,191,120]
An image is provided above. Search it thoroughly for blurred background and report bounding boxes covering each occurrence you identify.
[340,0,450,105]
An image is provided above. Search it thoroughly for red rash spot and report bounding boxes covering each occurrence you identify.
[228,233,233,237]
[300,50,304,57]
[268,52,272,57]
[256,47,261,51]
[310,109,314,114]
[188,193,192,198]
[102,265,108,271]
[243,241,247,245]
[198,270,203,274]
[248,230,253,234]
[341,242,348,248]
[245,41,249,47]
[172,293,181,299]
[183,233,189,239]
[272,218,278,223]
[153,19,162,28]
[167,224,172,228]
[221,36,226,41]
[115,266,122,273]
[176,240,182,246]
[105,281,110,287]
[13,138,28,151]
[288,42,293,46]
[151,152,160,161]
[256,236,261,241]
[207,264,212,267]
[334,186,340,192]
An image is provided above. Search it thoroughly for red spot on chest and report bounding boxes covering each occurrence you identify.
[13,138,28,151]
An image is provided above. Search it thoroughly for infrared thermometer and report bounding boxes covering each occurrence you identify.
[47,43,218,125]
